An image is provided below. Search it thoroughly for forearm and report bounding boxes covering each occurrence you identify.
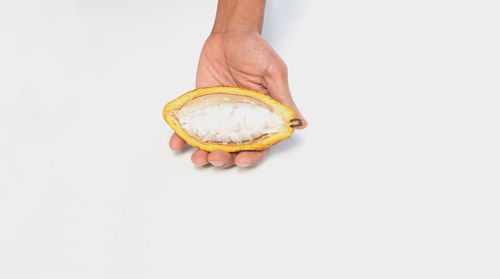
[212,0,266,34]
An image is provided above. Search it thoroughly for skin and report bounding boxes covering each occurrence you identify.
[170,0,308,168]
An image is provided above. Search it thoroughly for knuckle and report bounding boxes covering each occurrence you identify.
[279,61,288,74]
[267,59,288,78]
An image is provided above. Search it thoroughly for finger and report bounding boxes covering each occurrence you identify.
[234,148,271,167]
[191,149,209,166]
[169,133,186,150]
[265,61,308,129]
[207,149,235,168]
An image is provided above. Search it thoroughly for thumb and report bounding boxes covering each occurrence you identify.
[265,61,308,129]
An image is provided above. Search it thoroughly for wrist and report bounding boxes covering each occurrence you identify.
[212,0,266,34]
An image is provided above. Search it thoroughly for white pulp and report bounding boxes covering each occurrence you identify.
[176,102,283,144]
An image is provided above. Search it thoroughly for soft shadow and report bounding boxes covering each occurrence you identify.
[176,135,304,171]
[173,144,194,155]
[236,135,305,172]
[235,158,266,172]
[265,135,303,160]
[193,164,212,170]
[192,162,237,170]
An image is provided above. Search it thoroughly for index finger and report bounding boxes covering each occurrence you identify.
[169,133,186,150]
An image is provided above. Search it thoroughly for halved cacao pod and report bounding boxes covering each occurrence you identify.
[163,86,301,152]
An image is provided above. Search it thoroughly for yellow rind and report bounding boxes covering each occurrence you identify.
[163,86,295,152]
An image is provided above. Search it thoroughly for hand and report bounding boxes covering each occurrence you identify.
[170,31,307,168]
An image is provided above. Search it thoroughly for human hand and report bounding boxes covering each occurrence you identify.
[169,31,307,168]
[169,0,307,168]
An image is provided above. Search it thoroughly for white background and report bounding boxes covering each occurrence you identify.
[1,0,499,278]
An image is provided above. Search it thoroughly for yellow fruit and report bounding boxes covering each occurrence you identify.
[163,86,302,152]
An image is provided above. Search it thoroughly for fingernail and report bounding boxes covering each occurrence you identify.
[237,162,251,167]
[212,161,224,167]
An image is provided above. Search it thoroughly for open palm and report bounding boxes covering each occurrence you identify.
[170,31,307,168]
